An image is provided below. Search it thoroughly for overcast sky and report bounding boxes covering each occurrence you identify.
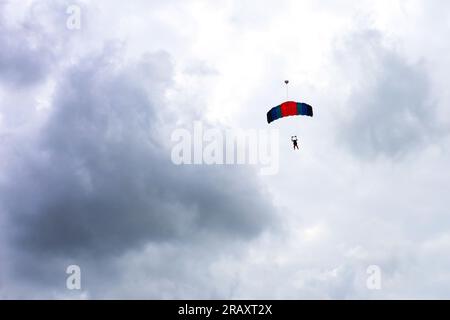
[1,0,450,299]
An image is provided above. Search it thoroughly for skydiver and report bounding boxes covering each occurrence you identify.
[291,136,299,150]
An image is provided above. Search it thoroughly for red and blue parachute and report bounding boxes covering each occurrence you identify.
[267,101,313,124]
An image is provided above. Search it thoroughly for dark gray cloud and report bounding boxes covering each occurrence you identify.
[336,30,442,159]
[0,35,52,87]
[0,2,60,87]
[0,44,275,294]
[0,1,276,298]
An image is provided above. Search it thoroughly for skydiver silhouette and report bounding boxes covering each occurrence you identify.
[291,136,299,150]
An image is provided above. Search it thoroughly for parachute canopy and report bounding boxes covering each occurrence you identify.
[266,101,313,124]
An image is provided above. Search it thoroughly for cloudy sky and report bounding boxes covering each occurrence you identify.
[1,0,450,299]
